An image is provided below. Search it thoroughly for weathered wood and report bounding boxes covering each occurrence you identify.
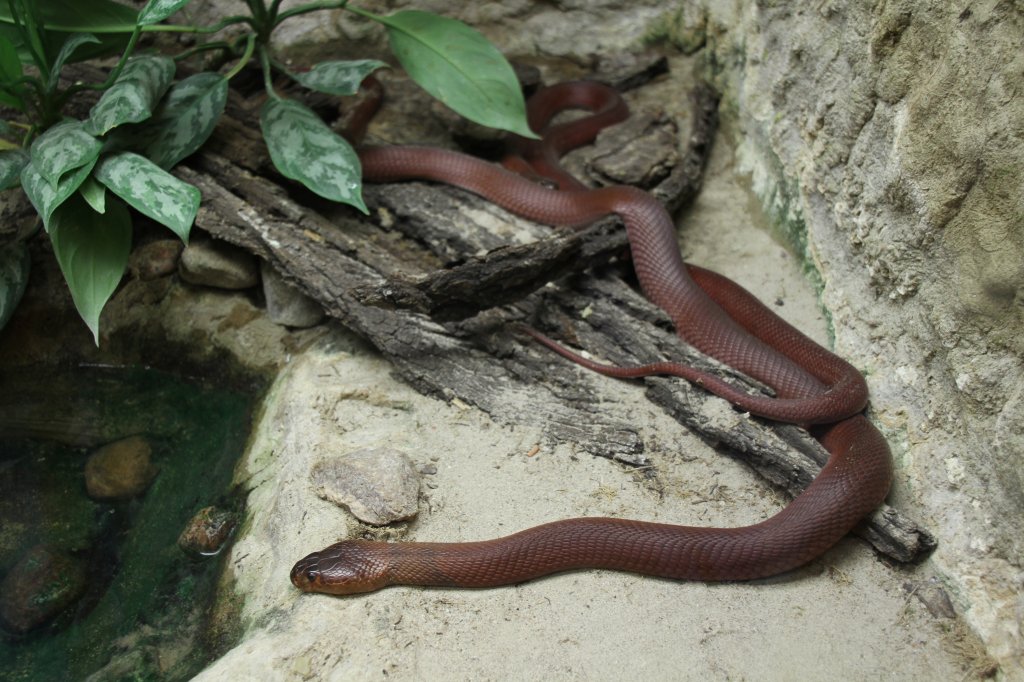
[177,66,935,563]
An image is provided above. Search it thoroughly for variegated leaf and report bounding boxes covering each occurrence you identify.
[0,149,28,190]
[291,59,387,96]
[260,98,366,212]
[140,72,228,169]
[49,33,101,85]
[86,56,176,136]
[29,119,103,187]
[94,151,199,242]
[49,194,131,345]
[138,0,194,25]
[20,157,98,230]
[0,241,29,332]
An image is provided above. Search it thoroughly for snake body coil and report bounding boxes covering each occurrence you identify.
[291,82,891,595]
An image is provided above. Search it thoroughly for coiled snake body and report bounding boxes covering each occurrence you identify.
[291,81,892,595]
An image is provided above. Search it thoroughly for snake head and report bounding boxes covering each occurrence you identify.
[290,541,390,595]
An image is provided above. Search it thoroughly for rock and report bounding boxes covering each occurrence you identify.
[85,436,158,501]
[129,239,183,280]
[0,544,87,633]
[310,448,420,525]
[179,237,258,290]
[178,506,239,556]
[260,261,324,328]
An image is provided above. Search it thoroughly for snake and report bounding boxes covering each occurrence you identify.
[290,80,892,595]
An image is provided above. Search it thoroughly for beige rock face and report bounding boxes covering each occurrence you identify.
[676,3,1023,672]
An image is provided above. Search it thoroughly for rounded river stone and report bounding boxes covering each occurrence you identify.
[84,435,158,500]
[0,544,87,633]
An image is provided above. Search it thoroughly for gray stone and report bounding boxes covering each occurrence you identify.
[260,261,324,329]
[310,448,420,525]
[179,237,258,290]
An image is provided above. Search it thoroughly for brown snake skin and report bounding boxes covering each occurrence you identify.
[290,81,892,595]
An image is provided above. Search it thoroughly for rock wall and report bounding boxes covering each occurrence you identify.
[685,2,1023,672]
[267,0,1024,672]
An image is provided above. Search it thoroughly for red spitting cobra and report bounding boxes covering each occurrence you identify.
[290,81,892,595]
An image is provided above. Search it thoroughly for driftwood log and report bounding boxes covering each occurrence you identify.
[174,57,935,564]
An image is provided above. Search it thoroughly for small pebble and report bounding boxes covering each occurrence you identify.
[261,261,324,328]
[311,448,420,525]
[0,544,87,633]
[905,580,957,619]
[179,237,258,290]
[178,506,239,556]
[129,239,183,280]
[84,436,158,501]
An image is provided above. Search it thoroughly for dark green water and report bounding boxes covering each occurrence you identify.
[0,365,255,680]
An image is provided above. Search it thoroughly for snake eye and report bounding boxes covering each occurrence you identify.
[306,569,318,583]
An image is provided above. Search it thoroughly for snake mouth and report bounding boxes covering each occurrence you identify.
[290,554,321,591]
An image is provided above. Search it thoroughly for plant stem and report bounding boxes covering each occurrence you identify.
[226,34,257,81]
[342,5,381,22]
[59,23,142,102]
[9,0,48,77]
[275,0,351,25]
[141,15,254,34]
[259,46,280,101]
[173,41,232,62]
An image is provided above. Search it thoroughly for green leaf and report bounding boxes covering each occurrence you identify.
[29,119,102,187]
[260,98,366,212]
[134,71,228,169]
[371,10,535,138]
[0,240,30,332]
[48,32,100,84]
[0,0,139,34]
[49,193,131,344]
[290,59,387,96]
[94,151,198,242]
[0,1,134,66]
[85,55,176,136]
[138,0,193,26]
[0,148,29,189]
[21,155,97,229]
[0,34,18,80]
[0,34,22,109]
[79,174,106,213]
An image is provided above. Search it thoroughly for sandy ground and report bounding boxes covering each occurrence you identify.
[192,119,982,681]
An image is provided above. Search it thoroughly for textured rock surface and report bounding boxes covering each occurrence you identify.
[677,3,1024,673]
[310,447,420,525]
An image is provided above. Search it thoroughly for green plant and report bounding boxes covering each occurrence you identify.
[0,0,534,343]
